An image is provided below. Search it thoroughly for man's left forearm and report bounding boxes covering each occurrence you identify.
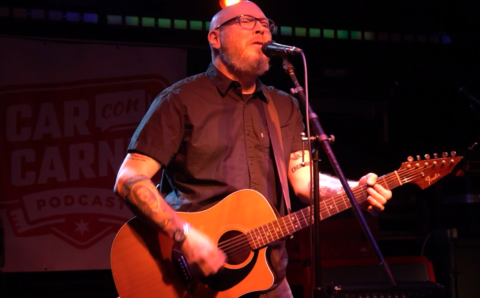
[319,173,356,199]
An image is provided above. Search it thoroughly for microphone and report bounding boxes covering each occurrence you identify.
[261,40,303,57]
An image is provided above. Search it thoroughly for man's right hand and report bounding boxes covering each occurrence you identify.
[180,227,226,276]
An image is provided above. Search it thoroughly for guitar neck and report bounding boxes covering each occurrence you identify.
[247,171,405,250]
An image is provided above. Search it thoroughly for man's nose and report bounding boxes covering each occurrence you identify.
[254,28,265,34]
[253,22,268,34]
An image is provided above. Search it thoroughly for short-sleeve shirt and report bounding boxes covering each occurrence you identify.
[128,63,304,213]
[127,63,304,285]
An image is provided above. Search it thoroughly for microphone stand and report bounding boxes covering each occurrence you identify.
[280,55,397,297]
[458,87,480,120]
[458,87,480,171]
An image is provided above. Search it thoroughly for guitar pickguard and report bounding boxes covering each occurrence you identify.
[203,249,259,292]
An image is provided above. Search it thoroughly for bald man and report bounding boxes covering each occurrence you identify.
[114,1,391,297]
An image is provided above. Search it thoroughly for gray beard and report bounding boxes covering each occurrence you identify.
[221,51,270,76]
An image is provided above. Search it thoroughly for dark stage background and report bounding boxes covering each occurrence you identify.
[1,0,480,297]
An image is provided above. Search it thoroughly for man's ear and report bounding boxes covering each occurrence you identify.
[208,30,221,50]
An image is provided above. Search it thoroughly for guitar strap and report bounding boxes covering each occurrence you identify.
[262,85,292,214]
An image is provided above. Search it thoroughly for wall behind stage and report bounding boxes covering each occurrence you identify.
[0,37,187,272]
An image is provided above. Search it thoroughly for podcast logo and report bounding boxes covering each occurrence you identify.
[1,75,170,248]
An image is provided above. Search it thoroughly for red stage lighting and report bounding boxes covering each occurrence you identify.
[219,0,245,9]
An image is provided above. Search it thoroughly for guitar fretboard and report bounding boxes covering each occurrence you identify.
[246,171,405,250]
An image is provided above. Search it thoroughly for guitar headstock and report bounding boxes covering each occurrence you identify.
[398,152,463,189]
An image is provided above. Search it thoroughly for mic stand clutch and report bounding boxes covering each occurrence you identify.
[280,56,398,297]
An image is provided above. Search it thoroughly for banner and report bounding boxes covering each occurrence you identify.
[0,37,187,271]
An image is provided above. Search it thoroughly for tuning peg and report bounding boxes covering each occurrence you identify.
[407,156,414,162]
[416,155,421,161]
[451,151,457,157]
[433,153,438,159]
[442,152,448,158]
[424,154,430,160]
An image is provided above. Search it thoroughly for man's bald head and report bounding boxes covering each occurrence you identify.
[207,1,271,78]
[209,1,266,32]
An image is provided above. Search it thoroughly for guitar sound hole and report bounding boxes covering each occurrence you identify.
[218,230,251,265]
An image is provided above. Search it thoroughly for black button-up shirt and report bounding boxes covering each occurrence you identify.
[128,64,304,213]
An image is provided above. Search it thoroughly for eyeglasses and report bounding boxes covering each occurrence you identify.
[214,14,275,33]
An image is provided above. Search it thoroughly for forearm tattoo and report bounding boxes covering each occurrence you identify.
[127,154,150,162]
[122,175,178,235]
[291,161,312,174]
[290,150,355,200]
[319,185,343,198]
[319,174,354,199]
[290,151,304,161]
[290,150,311,174]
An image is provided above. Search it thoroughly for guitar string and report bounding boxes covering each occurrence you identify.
[218,168,416,255]
[221,180,404,259]
[217,164,451,256]
[325,163,445,211]
[218,167,405,252]
[312,164,447,222]
[218,165,430,256]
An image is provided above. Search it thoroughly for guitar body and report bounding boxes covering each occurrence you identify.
[111,189,278,298]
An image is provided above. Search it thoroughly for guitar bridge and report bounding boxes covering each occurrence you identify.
[172,247,197,293]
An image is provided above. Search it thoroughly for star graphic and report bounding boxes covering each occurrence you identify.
[75,219,90,235]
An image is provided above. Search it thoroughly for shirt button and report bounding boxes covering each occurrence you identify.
[246,131,250,135]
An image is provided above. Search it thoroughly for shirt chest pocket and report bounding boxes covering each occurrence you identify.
[255,128,270,153]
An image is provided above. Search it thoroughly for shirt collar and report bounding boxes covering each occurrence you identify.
[206,63,268,102]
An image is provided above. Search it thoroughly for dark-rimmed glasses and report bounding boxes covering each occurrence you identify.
[214,14,275,33]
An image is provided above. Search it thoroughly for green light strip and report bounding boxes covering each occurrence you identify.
[323,29,334,39]
[158,18,171,28]
[337,30,348,39]
[125,16,139,26]
[280,26,292,36]
[190,20,202,30]
[351,31,362,40]
[309,28,320,38]
[295,27,306,37]
[2,8,450,44]
[142,17,155,27]
[174,19,187,29]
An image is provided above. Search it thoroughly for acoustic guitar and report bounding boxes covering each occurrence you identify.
[111,154,462,298]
